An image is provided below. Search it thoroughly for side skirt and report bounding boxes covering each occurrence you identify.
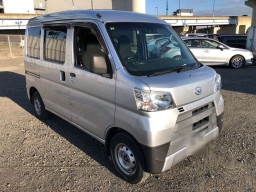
[45,107,105,144]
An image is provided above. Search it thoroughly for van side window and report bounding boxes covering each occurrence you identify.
[75,27,106,71]
[27,27,41,59]
[44,28,67,63]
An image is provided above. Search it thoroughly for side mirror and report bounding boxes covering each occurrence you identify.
[90,55,108,75]
[217,45,224,50]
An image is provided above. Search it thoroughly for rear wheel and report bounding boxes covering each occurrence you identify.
[109,132,149,184]
[31,91,48,120]
[230,55,245,69]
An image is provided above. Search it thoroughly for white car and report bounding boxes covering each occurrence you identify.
[182,37,253,68]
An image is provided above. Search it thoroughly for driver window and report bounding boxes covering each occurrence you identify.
[75,27,106,71]
[185,39,200,48]
[202,40,219,48]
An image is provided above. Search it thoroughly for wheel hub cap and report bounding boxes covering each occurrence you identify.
[34,98,41,115]
[232,57,243,68]
[115,144,136,175]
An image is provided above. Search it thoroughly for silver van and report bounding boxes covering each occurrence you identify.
[25,10,224,184]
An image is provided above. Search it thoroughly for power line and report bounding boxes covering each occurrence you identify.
[166,0,168,16]
[212,0,215,17]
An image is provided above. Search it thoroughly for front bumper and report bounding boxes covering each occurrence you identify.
[142,113,224,173]
[250,58,256,65]
[162,124,220,172]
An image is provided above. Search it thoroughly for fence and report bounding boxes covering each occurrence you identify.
[0,35,25,58]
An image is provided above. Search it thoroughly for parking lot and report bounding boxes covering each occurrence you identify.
[0,57,255,191]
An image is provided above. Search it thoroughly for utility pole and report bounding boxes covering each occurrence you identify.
[212,0,215,17]
[45,0,47,14]
[91,0,94,10]
[179,0,181,17]
[71,0,74,9]
[155,6,158,15]
[166,0,168,16]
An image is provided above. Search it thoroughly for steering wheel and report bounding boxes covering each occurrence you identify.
[173,55,182,61]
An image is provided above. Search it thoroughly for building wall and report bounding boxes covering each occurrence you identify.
[45,0,112,13]
[112,0,145,13]
[3,0,35,13]
[215,25,237,34]
[45,0,145,14]
[236,16,252,34]
[1,0,145,14]
[33,0,46,14]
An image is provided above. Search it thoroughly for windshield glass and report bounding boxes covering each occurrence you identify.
[106,22,199,76]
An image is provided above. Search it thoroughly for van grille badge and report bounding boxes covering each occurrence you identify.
[195,86,202,95]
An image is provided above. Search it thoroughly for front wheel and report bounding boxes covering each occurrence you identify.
[109,132,149,184]
[230,55,245,69]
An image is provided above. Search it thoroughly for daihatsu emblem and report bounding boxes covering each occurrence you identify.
[195,86,202,95]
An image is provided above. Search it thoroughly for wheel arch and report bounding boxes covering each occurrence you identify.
[29,86,38,103]
[229,54,245,65]
[104,126,147,170]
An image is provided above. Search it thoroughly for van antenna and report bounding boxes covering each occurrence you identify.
[96,13,102,19]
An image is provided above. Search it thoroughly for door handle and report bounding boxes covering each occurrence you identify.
[60,70,65,81]
[204,50,209,53]
[70,73,76,82]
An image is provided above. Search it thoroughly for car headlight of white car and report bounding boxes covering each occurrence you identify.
[134,88,175,112]
[214,74,222,92]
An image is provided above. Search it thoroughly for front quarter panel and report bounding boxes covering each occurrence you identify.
[228,48,254,65]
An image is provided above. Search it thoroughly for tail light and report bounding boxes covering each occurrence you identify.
[164,47,171,52]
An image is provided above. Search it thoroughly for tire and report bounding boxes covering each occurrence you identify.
[31,91,48,120]
[229,55,245,69]
[109,132,149,184]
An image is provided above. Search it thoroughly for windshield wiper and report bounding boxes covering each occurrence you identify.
[148,67,184,77]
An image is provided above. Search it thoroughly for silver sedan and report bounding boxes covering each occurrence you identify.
[181,37,253,69]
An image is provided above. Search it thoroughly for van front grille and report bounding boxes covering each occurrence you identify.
[167,102,217,156]
[192,104,209,116]
[193,116,209,130]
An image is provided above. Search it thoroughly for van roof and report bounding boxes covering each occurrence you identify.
[28,10,166,25]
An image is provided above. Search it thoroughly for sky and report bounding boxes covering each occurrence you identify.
[146,0,252,16]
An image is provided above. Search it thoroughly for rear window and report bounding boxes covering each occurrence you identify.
[27,27,41,59]
[44,28,67,63]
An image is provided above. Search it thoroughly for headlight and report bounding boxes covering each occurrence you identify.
[214,74,222,92]
[134,88,175,112]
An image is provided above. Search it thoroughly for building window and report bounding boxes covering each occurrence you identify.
[44,28,67,63]
[27,27,41,59]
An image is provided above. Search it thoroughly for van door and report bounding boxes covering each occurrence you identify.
[39,26,71,120]
[68,24,115,139]
[25,27,41,77]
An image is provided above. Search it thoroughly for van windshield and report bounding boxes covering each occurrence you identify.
[106,22,199,76]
